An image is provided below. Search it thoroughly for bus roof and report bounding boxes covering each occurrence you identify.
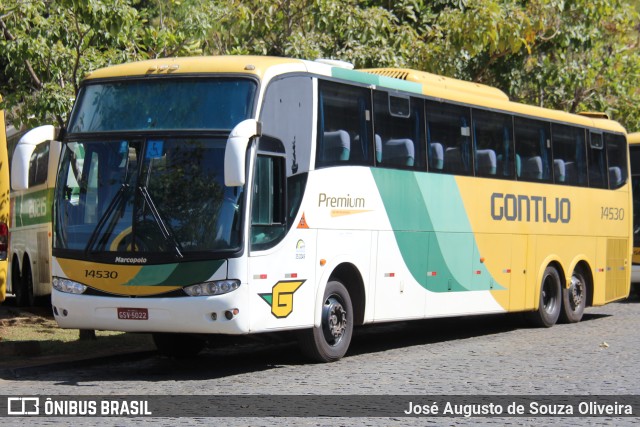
[83,55,311,81]
[363,68,510,101]
[628,132,640,145]
[82,55,627,135]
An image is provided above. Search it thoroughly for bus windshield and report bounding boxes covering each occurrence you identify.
[68,78,256,132]
[54,137,244,260]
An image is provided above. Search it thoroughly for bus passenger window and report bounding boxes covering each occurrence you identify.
[514,117,552,182]
[605,133,628,189]
[372,91,424,169]
[426,101,472,175]
[316,80,373,168]
[28,142,50,187]
[472,109,514,178]
[587,132,607,188]
[551,124,587,186]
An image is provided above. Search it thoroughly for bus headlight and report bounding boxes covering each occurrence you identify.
[184,280,241,296]
[52,277,88,294]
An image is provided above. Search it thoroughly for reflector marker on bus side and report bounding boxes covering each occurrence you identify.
[254,274,268,280]
[285,273,298,278]
[474,270,482,275]
[427,271,437,276]
[384,273,395,277]
[503,269,511,273]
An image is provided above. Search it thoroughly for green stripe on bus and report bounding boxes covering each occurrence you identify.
[123,263,177,286]
[372,168,504,292]
[13,188,54,227]
[331,68,423,94]
[162,260,225,286]
[123,259,225,287]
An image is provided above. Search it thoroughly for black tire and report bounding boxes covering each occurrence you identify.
[11,259,25,306]
[559,269,587,323]
[15,261,35,307]
[527,266,562,328]
[23,263,36,307]
[299,280,353,363]
[152,333,205,358]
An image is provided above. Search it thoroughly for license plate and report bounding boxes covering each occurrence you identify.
[117,307,148,320]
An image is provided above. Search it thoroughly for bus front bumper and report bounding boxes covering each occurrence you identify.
[51,288,250,335]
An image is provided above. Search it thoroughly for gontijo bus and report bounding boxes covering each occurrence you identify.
[8,125,58,306]
[628,132,640,284]
[46,56,631,362]
[0,96,9,302]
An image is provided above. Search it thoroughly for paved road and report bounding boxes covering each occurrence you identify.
[2,294,639,425]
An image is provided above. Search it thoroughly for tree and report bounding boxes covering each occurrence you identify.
[1,0,639,131]
[1,0,142,128]
[414,0,640,129]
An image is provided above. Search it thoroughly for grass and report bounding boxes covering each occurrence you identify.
[0,301,154,369]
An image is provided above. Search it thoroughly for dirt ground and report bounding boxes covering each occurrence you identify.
[0,296,154,371]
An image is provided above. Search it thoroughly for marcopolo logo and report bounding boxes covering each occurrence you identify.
[490,192,571,224]
[114,257,148,264]
[259,280,306,318]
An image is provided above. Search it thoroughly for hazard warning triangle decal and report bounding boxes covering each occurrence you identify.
[297,213,309,229]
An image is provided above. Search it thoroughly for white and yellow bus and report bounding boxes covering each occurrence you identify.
[0,96,9,302]
[43,56,631,361]
[628,132,640,285]
[7,125,58,306]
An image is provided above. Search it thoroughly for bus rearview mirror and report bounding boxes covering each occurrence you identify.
[224,119,262,187]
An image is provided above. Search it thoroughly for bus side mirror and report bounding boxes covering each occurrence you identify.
[11,125,56,191]
[224,119,262,187]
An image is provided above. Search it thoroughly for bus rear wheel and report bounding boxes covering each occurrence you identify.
[152,333,205,358]
[15,262,35,307]
[559,269,587,323]
[527,266,561,328]
[11,260,24,306]
[299,280,353,363]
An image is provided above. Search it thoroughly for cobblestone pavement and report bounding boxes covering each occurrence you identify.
[2,294,639,426]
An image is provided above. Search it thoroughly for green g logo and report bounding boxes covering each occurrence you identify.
[259,280,306,318]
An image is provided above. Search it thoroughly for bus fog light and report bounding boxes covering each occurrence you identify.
[52,277,87,294]
[184,280,241,296]
[224,308,239,320]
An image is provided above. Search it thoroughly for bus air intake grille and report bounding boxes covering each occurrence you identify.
[366,69,409,80]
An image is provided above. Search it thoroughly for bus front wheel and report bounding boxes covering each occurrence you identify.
[299,280,353,363]
[559,269,587,323]
[528,266,562,328]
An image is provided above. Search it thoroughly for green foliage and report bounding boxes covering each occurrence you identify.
[417,0,640,130]
[1,0,639,131]
[0,0,142,127]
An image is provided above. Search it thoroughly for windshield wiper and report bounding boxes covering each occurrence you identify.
[84,183,130,253]
[138,186,184,258]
